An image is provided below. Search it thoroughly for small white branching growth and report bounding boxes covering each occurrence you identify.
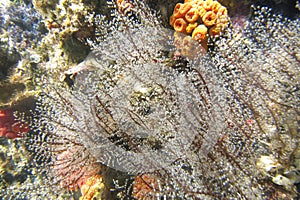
[4,1,299,199]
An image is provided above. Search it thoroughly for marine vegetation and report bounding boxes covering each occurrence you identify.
[0,0,299,199]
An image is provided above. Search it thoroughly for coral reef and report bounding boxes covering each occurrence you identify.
[0,1,45,54]
[0,1,45,108]
[19,2,298,199]
[31,0,97,73]
[0,0,299,200]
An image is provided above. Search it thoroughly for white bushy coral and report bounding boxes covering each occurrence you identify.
[2,1,299,199]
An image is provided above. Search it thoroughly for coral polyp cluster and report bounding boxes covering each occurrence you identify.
[170,0,229,45]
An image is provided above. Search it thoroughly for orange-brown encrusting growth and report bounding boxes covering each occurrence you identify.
[192,24,208,42]
[133,174,159,199]
[170,0,229,51]
[173,32,207,58]
[186,22,198,34]
[209,24,222,36]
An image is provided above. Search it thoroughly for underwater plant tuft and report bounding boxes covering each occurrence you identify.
[0,1,299,199]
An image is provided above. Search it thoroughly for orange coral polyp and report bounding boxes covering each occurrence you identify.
[194,0,204,7]
[212,1,222,13]
[192,24,208,42]
[216,15,229,27]
[202,11,216,26]
[170,14,176,26]
[174,18,188,33]
[204,0,214,10]
[186,22,198,34]
[209,25,222,36]
[217,6,228,16]
[198,7,207,18]
[179,2,193,15]
[173,3,184,18]
[185,8,199,23]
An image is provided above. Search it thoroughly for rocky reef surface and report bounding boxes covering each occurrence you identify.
[0,0,299,199]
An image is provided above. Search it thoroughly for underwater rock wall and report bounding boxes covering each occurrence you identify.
[0,0,299,199]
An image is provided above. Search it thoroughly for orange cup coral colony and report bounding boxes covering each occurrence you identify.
[170,0,229,52]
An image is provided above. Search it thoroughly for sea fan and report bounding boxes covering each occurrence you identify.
[1,1,299,199]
